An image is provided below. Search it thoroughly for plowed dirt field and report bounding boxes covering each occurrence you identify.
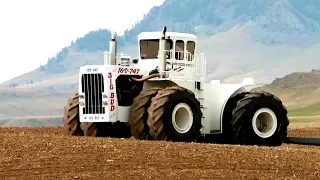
[1,126,320,180]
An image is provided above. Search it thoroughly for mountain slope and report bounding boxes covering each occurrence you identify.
[2,0,320,91]
[257,69,320,117]
[0,87,70,126]
[2,0,320,90]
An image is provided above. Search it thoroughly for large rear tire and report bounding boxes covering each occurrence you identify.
[222,92,249,143]
[147,86,202,142]
[231,92,289,146]
[129,87,162,140]
[62,92,83,136]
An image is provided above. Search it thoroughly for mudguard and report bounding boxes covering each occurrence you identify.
[200,78,257,134]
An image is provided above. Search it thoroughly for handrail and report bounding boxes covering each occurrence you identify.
[158,49,206,81]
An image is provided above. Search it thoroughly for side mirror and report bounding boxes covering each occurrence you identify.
[132,59,138,64]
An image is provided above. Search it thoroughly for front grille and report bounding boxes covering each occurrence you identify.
[81,73,105,114]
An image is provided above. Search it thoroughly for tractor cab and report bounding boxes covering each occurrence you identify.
[137,31,198,73]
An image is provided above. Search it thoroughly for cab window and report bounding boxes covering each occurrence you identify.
[165,39,173,59]
[139,39,159,59]
[175,40,184,60]
[140,39,173,59]
[186,41,195,61]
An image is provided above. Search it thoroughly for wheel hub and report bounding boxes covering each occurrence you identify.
[252,108,277,138]
[172,103,193,133]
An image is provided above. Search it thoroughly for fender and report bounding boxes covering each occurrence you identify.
[200,78,257,134]
[219,78,258,133]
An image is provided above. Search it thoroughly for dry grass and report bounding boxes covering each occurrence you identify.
[0,87,70,126]
[256,71,320,116]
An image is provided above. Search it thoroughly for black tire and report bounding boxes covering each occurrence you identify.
[147,86,202,142]
[62,92,97,137]
[129,87,162,140]
[62,92,84,136]
[231,92,289,146]
[80,122,97,137]
[222,92,250,143]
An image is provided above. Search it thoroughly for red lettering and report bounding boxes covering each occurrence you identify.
[108,71,115,112]
[117,67,140,74]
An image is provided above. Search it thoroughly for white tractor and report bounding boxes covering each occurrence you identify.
[62,26,289,146]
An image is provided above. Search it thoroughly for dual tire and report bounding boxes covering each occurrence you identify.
[130,87,289,146]
[229,92,289,146]
[129,86,203,142]
[63,86,203,142]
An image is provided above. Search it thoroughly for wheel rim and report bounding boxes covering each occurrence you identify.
[252,108,277,138]
[172,103,193,133]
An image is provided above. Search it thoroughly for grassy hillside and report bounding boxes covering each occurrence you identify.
[0,44,137,92]
[2,0,320,91]
[2,29,320,92]
[0,87,72,126]
[256,70,320,124]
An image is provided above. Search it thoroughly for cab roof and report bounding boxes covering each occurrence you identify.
[138,31,197,40]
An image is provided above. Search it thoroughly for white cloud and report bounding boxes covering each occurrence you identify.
[0,0,164,83]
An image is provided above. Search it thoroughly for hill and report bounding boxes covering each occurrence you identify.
[0,87,70,126]
[256,69,320,124]
[2,0,320,90]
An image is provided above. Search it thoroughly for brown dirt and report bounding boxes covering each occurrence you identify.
[1,126,320,180]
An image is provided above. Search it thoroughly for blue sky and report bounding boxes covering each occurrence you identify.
[0,0,164,83]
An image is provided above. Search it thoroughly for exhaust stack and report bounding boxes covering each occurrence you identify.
[108,31,117,65]
[159,26,167,78]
